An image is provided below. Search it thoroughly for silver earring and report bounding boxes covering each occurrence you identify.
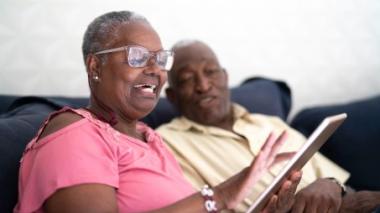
[93,75,99,81]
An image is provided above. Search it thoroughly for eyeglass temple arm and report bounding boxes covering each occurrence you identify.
[94,47,126,55]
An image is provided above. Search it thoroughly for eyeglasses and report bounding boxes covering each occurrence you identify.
[94,45,174,71]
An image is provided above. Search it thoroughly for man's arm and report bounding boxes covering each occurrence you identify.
[286,146,351,213]
[290,177,380,213]
[339,191,380,213]
[291,178,343,213]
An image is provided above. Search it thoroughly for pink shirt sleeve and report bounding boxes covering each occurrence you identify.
[16,119,119,213]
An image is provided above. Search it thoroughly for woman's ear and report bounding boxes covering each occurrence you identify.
[86,54,101,81]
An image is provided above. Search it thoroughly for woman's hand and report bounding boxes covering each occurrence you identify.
[215,131,296,210]
[262,171,302,213]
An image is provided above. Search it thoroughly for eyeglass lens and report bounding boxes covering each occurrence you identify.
[127,46,173,70]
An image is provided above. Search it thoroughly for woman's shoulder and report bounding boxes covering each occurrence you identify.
[38,109,84,140]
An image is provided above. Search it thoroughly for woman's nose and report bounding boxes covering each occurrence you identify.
[144,56,162,75]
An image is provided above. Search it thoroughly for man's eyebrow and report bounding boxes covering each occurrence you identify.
[176,64,192,73]
[178,58,209,69]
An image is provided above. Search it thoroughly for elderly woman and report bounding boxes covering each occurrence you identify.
[14,11,301,213]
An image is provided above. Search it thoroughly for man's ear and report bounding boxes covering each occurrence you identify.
[165,87,177,105]
[222,68,229,82]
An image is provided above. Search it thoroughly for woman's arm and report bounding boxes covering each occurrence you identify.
[44,184,118,213]
[43,131,299,213]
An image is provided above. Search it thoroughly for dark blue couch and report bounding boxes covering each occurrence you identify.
[1,77,379,212]
[0,77,291,212]
[291,96,380,191]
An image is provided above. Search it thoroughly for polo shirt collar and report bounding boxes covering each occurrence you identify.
[166,104,252,138]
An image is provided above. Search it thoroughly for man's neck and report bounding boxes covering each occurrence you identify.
[208,112,235,132]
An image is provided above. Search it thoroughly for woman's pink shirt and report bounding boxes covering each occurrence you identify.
[14,108,195,213]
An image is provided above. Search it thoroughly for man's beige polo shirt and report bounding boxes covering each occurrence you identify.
[157,104,349,212]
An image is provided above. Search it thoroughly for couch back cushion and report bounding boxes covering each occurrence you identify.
[144,77,291,128]
[0,104,57,211]
[0,77,291,212]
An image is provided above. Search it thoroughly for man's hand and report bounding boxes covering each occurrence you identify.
[261,171,302,213]
[339,191,380,213]
[291,178,342,213]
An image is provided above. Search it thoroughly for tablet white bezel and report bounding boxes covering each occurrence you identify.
[246,113,347,213]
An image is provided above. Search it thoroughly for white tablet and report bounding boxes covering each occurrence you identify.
[246,113,347,213]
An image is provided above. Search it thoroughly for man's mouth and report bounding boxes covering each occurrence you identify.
[133,84,157,94]
[198,96,216,107]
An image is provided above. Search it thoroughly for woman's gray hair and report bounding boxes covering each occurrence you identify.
[82,11,148,64]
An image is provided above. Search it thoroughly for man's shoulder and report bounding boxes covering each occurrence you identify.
[245,113,307,143]
[246,112,288,126]
[156,116,191,134]
[156,117,207,147]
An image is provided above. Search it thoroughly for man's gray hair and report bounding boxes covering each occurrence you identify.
[82,11,148,64]
[168,39,220,87]
[171,39,200,52]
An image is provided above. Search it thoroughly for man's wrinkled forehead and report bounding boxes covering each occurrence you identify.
[172,43,220,71]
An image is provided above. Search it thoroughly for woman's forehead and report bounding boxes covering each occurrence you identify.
[108,21,162,51]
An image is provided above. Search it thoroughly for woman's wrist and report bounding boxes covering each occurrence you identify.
[210,185,228,212]
[200,185,218,212]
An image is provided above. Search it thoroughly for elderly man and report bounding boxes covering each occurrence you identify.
[157,40,380,212]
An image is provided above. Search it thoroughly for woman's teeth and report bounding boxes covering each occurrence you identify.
[134,84,157,93]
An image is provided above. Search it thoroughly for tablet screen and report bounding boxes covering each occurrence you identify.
[246,113,347,213]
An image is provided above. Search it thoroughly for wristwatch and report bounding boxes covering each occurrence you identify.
[326,177,347,196]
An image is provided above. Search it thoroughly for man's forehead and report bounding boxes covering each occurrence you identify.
[180,56,215,67]
[176,43,215,58]
[173,55,219,75]
[175,46,218,68]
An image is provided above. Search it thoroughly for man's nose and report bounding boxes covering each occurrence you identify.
[195,75,211,92]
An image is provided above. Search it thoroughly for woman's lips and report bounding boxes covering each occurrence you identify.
[134,84,157,94]
[133,84,157,97]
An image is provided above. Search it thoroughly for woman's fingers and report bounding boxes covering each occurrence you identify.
[258,132,278,161]
[256,131,290,168]
[268,131,288,158]
[261,195,278,213]
[218,130,295,210]
[271,152,296,167]
[277,171,302,207]
[260,171,302,213]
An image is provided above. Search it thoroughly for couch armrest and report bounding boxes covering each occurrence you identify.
[291,95,380,190]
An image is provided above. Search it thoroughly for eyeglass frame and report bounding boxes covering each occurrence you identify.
[93,45,174,71]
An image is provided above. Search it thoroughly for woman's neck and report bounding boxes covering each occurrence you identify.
[87,101,146,142]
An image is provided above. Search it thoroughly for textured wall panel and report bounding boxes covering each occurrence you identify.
[0,0,379,115]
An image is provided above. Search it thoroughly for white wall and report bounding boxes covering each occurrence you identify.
[0,0,379,116]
